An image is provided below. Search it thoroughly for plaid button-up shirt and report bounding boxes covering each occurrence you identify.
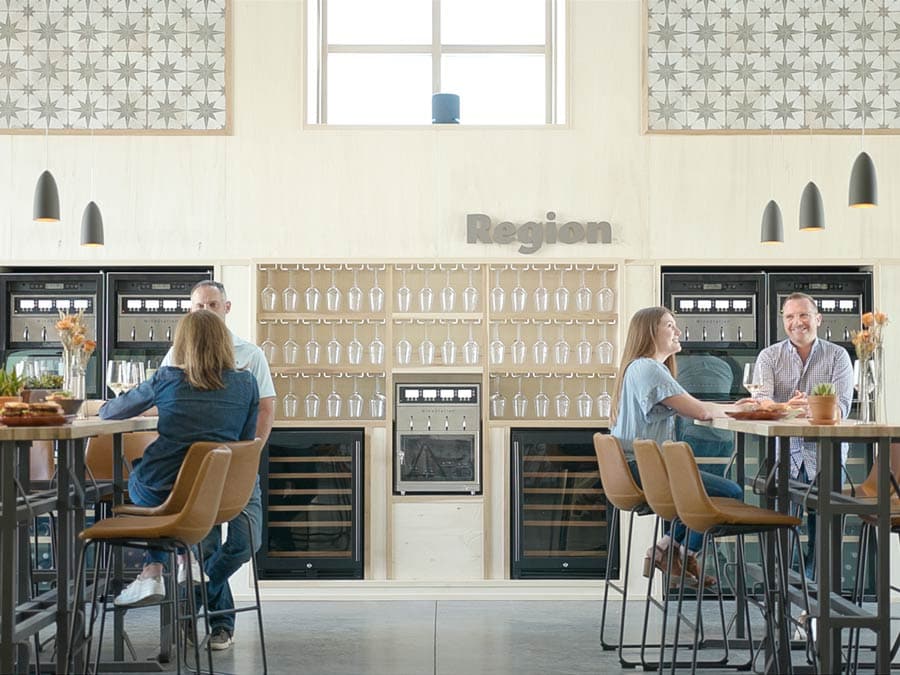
[753,338,854,478]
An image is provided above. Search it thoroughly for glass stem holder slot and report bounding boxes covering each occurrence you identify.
[256,262,618,424]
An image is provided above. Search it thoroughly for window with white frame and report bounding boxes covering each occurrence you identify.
[306,0,567,125]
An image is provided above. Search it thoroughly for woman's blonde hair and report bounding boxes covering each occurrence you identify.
[171,310,235,390]
[610,306,677,426]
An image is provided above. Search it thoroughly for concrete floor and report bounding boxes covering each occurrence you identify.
[65,597,893,675]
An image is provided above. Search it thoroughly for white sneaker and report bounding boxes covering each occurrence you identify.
[176,552,203,586]
[114,576,165,607]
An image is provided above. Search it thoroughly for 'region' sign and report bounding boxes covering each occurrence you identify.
[466,212,612,255]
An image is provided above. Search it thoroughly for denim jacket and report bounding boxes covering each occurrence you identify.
[99,366,259,492]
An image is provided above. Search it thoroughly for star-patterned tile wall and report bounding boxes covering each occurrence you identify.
[0,0,227,132]
[645,0,900,131]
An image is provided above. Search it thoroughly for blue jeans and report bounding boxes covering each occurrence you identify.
[628,459,744,552]
[127,469,175,567]
[194,479,263,633]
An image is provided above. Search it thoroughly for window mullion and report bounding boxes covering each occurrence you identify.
[433,0,441,93]
[319,0,327,123]
[546,0,554,124]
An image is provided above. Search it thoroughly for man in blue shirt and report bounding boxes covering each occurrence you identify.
[160,280,275,651]
[753,292,853,579]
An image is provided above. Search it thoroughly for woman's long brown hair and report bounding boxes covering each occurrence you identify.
[610,306,677,426]
[171,310,235,390]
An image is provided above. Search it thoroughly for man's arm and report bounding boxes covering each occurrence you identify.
[256,396,275,443]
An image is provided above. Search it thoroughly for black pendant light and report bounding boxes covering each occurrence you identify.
[760,200,783,244]
[33,0,59,223]
[849,151,877,208]
[33,169,60,222]
[80,201,104,246]
[799,181,825,231]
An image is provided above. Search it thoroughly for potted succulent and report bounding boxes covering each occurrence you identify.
[22,373,66,403]
[808,382,839,425]
[0,370,25,404]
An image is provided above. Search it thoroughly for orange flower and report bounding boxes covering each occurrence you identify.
[875,312,889,326]
[862,312,874,327]
[84,340,97,354]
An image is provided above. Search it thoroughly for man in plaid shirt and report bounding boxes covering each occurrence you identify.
[753,292,854,579]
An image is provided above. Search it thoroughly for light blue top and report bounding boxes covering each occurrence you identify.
[610,357,687,459]
[162,328,276,399]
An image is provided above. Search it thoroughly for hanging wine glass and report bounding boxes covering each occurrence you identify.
[595,323,614,365]
[555,377,570,418]
[396,323,412,366]
[554,269,569,313]
[304,377,320,418]
[347,322,363,365]
[348,267,363,312]
[533,322,549,365]
[489,324,505,365]
[282,268,299,312]
[463,322,480,365]
[348,375,364,419]
[326,268,342,312]
[440,268,455,312]
[554,325,570,366]
[369,267,385,312]
[533,268,549,313]
[283,322,300,365]
[513,376,528,418]
[490,375,506,418]
[369,376,386,419]
[419,324,435,366]
[368,323,385,365]
[261,323,277,364]
[396,268,411,312]
[511,323,526,365]
[305,323,321,365]
[511,268,527,313]
[490,268,505,313]
[596,378,612,418]
[575,269,592,312]
[596,269,615,313]
[326,376,342,418]
[463,268,479,312]
[442,323,457,365]
[419,268,433,312]
[283,376,299,418]
[326,324,342,365]
[305,267,320,312]
[576,324,592,365]
[260,268,277,312]
[534,377,550,418]
[576,377,593,418]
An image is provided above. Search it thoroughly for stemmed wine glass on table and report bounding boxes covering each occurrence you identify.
[106,361,145,398]
[742,362,762,397]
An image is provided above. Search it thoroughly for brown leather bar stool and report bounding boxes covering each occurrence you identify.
[65,446,232,675]
[114,438,268,675]
[633,439,742,673]
[662,440,814,675]
[846,442,900,670]
[593,433,656,667]
[84,431,158,506]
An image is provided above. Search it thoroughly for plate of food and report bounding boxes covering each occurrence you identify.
[0,401,69,427]
[726,401,801,421]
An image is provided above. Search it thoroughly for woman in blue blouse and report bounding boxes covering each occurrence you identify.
[610,306,742,586]
[100,309,259,607]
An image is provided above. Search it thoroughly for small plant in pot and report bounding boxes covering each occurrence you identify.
[808,383,839,425]
[22,373,65,403]
[0,370,25,403]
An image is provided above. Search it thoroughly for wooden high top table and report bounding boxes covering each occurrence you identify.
[700,417,899,674]
[0,416,158,675]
